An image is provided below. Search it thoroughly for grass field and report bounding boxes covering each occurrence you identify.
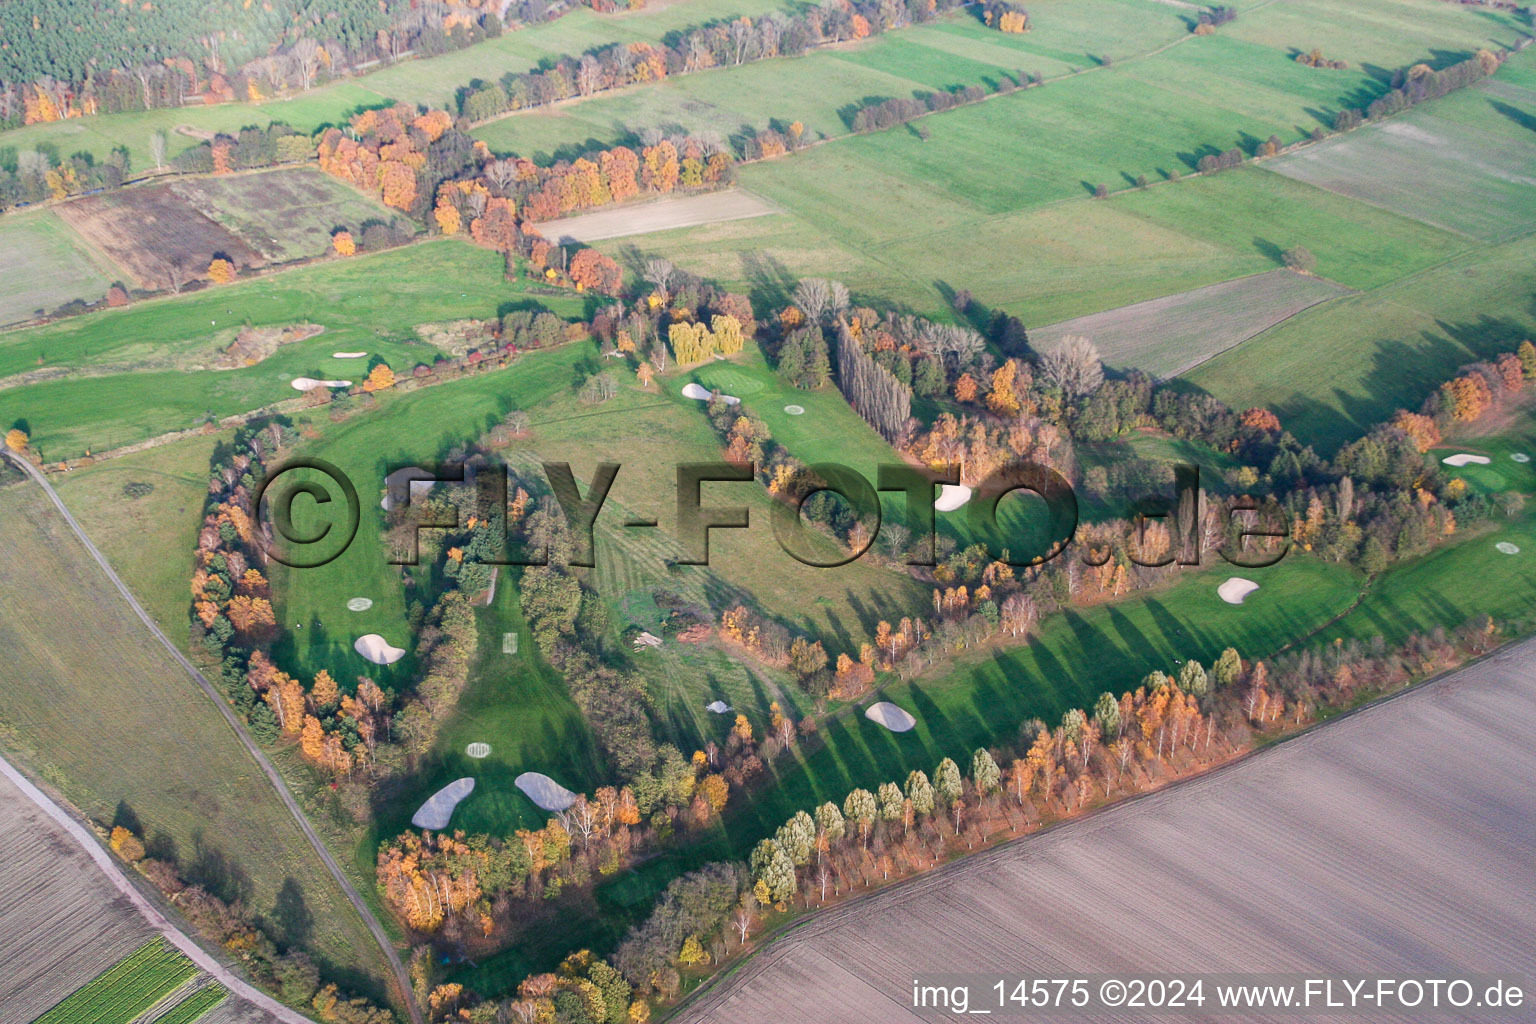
[1187,231,1536,451]
[1267,74,1536,241]
[52,435,222,636]
[0,483,390,991]
[33,939,195,1024]
[146,984,227,1024]
[1029,268,1350,378]
[0,239,586,458]
[0,209,116,327]
[475,0,1194,159]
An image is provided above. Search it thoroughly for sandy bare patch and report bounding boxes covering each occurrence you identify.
[346,597,373,612]
[935,484,972,512]
[354,634,406,665]
[411,778,474,829]
[530,190,777,243]
[466,742,491,759]
[290,376,351,391]
[1442,453,1492,467]
[706,700,732,714]
[516,772,578,812]
[332,351,368,359]
[785,405,805,415]
[683,382,740,405]
[210,324,323,369]
[1497,542,1520,554]
[1218,577,1260,604]
[1512,453,1531,463]
[865,701,917,732]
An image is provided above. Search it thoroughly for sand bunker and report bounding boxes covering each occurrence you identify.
[354,633,406,665]
[516,772,578,812]
[346,597,373,612]
[706,700,731,714]
[380,466,437,511]
[1497,542,1521,554]
[411,778,475,830]
[290,376,351,391]
[1512,453,1531,464]
[935,484,972,512]
[466,742,491,759]
[1442,453,1491,467]
[332,351,368,358]
[784,404,805,415]
[682,382,740,405]
[865,701,917,733]
[1218,577,1260,604]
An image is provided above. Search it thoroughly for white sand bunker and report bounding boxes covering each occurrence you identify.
[411,778,475,830]
[1512,453,1531,463]
[291,376,352,391]
[354,633,406,665]
[1442,453,1491,467]
[380,466,436,511]
[1218,577,1260,605]
[332,351,368,358]
[466,742,491,759]
[516,772,578,812]
[865,701,917,733]
[784,404,805,415]
[1497,542,1520,554]
[346,597,373,612]
[682,382,740,405]
[935,483,972,512]
[706,700,731,714]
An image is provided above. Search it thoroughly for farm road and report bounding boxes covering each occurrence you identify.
[0,756,296,1024]
[680,640,1536,1023]
[1,450,424,1024]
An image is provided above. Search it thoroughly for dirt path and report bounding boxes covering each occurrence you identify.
[1,450,424,1024]
[529,189,778,242]
[0,755,302,1024]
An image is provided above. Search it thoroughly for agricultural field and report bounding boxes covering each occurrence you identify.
[53,168,414,290]
[531,189,778,243]
[147,984,228,1024]
[1188,231,1536,451]
[681,638,1536,1023]
[1029,268,1350,379]
[0,482,391,991]
[0,209,117,327]
[0,769,152,1024]
[1267,74,1536,241]
[32,939,196,1024]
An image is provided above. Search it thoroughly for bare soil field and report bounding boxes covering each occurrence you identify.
[681,640,1536,1023]
[530,189,777,243]
[1029,269,1351,379]
[0,769,152,1024]
[54,168,407,289]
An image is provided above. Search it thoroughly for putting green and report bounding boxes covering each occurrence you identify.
[692,365,765,396]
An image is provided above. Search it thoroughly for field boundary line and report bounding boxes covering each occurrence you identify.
[1,449,425,1024]
[0,753,315,1024]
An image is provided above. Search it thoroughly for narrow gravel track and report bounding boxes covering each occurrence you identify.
[2,451,423,1024]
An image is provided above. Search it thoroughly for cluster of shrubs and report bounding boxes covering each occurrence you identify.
[847,82,1000,133]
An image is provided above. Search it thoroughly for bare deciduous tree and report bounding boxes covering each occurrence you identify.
[1038,334,1104,398]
